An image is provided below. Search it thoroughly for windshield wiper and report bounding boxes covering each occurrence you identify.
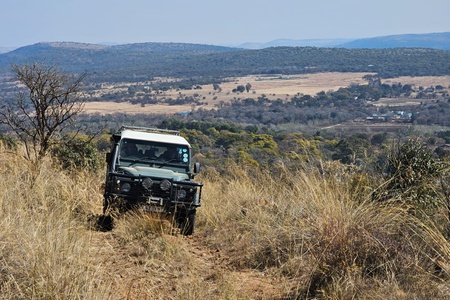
[157,159,185,168]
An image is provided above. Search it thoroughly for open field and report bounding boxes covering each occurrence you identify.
[83,102,193,115]
[218,72,374,97]
[84,72,377,115]
[374,97,438,107]
[83,73,450,115]
[382,75,450,88]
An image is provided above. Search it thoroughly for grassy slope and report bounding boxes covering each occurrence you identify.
[2,147,450,299]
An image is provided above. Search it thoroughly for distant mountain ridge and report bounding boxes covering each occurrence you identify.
[0,34,449,83]
[238,38,354,49]
[2,32,450,53]
[338,32,450,50]
[237,32,450,50]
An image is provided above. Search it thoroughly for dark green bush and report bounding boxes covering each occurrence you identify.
[377,139,448,212]
[0,134,18,150]
[51,135,102,172]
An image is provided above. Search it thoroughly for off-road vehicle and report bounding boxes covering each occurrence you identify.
[102,126,202,235]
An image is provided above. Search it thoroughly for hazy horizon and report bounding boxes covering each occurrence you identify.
[1,0,449,48]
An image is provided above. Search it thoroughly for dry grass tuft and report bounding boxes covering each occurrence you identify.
[113,211,175,238]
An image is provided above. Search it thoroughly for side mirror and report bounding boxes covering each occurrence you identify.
[193,162,201,174]
[105,152,112,163]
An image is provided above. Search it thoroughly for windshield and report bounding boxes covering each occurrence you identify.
[118,138,190,167]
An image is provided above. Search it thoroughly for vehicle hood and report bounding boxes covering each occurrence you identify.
[119,166,189,181]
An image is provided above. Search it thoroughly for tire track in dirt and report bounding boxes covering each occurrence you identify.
[86,228,289,299]
[183,235,289,299]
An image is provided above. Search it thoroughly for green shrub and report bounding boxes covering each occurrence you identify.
[0,134,18,150]
[51,135,102,172]
[376,139,448,213]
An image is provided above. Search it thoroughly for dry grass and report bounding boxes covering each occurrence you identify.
[0,147,243,299]
[198,162,450,298]
[2,146,450,299]
[0,149,103,298]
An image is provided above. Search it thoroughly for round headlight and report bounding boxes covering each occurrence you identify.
[142,178,153,190]
[177,189,187,199]
[160,179,171,191]
[121,183,131,193]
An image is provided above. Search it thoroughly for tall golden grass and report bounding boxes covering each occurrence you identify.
[199,162,450,298]
[2,145,450,299]
[0,147,104,298]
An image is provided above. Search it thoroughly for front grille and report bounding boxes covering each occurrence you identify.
[108,172,201,207]
[142,181,172,198]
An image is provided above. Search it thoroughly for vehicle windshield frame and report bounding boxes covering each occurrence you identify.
[117,138,190,169]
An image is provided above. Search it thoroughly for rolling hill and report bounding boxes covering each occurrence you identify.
[0,33,449,83]
[338,32,450,50]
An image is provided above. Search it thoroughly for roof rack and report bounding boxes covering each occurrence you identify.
[119,125,181,136]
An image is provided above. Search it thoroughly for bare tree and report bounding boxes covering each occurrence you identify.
[0,63,87,162]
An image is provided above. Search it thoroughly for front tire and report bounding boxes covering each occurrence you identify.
[96,214,114,231]
[177,209,196,236]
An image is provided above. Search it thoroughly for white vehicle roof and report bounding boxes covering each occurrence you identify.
[121,129,191,147]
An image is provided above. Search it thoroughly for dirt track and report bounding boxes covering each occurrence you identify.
[87,227,288,299]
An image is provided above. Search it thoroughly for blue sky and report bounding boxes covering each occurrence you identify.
[2,0,450,47]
